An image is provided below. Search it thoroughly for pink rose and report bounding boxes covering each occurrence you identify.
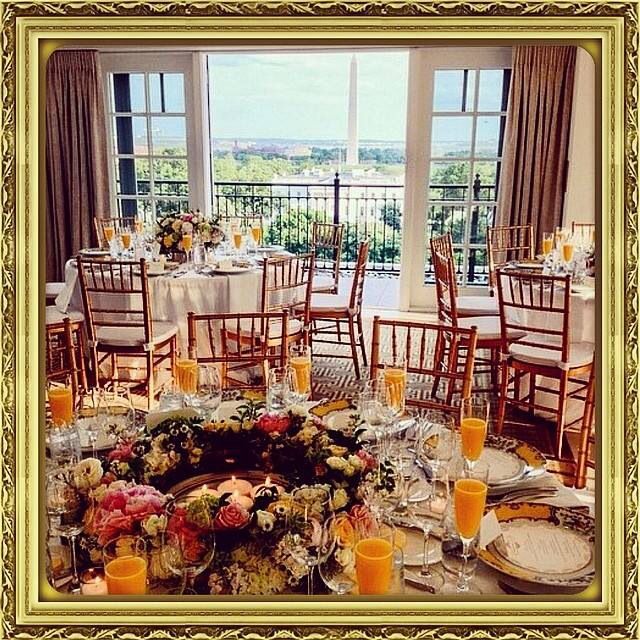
[213,503,250,530]
[108,442,133,462]
[356,450,376,471]
[255,413,290,435]
[349,504,376,534]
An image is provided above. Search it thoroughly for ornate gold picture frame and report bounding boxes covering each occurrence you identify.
[1,1,637,638]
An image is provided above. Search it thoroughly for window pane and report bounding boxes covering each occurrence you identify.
[117,199,153,220]
[113,116,148,155]
[155,199,189,216]
[427,204,467,244]
[477,69,508,112]
[151,117,187,154]
[429,161,470,200]
[115,158,150,195]
[149,73,185,113]
[468,204,494,244]
[111,73,145,113]
[431,116,472,157]
[153,158,189,196]
[433,70,476,113]
[475,116,502,158]
[471,162,499,201]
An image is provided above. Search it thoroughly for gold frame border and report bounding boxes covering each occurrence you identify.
[1,2,637,638]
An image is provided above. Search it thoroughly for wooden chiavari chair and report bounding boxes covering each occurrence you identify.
[370,316,478,413]
[495,268,594,458]
[430,233,498,316]
[311,222,344,295]
[574,365,595,489]
[187,311,288,391]
[45,317,88,400]
[76,257,177,409]
[487,224,534,290]
[94,216,127,249]
[310,241,369,378]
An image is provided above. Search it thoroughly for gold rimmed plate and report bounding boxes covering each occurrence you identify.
[308,398,360,433]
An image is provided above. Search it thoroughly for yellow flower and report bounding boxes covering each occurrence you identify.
[163,235,173,248]
[243,390,265,403]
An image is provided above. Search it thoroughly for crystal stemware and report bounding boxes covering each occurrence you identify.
[317,514,357,595]
[191,364,222,421]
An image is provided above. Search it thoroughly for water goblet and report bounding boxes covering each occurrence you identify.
[318,514,357,595]
[266,366,292,414]
[191,364,222,422]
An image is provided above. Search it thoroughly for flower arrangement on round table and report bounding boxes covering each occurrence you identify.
[70,398,377,595]
[155,209,223,254]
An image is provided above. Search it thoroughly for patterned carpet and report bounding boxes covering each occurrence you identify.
[311,313,592,488]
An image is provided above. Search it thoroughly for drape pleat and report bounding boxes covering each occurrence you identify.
[46,50,110,281]
[496,46,577,252]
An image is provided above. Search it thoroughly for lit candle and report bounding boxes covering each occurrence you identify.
[186,484,220,501]
[228,489,254,511]
[251,475,283,498]
[217,475,253,497]
[80,568,109,596]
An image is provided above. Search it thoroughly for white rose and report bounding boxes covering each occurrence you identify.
[72,458,103,491]
[325,456,348,471]
[142,514,168,537]
[347,455,364,471]
[331,488,348,510]
[256,510,276,532]
[172,220,182,231]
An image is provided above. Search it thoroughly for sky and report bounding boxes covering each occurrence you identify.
[207,52,410,142]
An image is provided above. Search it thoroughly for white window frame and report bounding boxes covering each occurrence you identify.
[399,47,512,311]
[100,52,211,221]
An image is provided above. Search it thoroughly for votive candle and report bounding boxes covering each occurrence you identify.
[217,475,253,496]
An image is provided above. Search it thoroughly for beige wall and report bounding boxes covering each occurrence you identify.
[563,46,596,228]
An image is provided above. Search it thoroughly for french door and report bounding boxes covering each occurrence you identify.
[399,47,512,310]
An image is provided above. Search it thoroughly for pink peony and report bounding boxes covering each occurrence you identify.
[356,450,376,471]
[108,442,133,462]
[255,413,290,436]
[213,502,250,530]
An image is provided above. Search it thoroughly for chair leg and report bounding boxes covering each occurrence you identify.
[575,369,595,489]
[496,360,509,435]
[528,373,536,416]
[357,314,368,367]
[336,318,342,343]
[555,371,569,459]
[348,317,361,379]
[147,352,155,411]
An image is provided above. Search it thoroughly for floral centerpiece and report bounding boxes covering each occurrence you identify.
[155,209,223,254]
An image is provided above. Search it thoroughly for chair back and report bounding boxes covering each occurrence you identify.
[76,257,153,348]
[312,222,344,294]
[370,316,478,414]
[94,216,127,249]
[432,248,459,326]
[487,224,534,289]
[45,317,87,399]
[261,253,314,331]
[187,311,288,391]
[348,241,370,313]
[495,268,572,362]
[430,233,457,296]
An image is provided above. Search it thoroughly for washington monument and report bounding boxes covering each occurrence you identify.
[346,54,359,165]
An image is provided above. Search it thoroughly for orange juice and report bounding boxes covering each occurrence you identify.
[562,242,574,263]
[454,478,487,540]
[354,538,393,595]
[233,232,243,250]
[121,232,132,250]
[542,237,553,255]
[290,356,311,394]
[176,359,198,394]
[182,233,193,252]
[383,367,406,411]
[251,226,262,245]
[134,220,143,234]
[48,386,73,425]
[103,226,115,243]
[105,556,147,595]
[460,417,487,461]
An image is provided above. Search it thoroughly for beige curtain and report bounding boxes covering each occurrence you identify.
[496,46,576,252]
[46,50,110,281]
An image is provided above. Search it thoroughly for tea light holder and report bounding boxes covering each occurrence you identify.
[251,475,283,498]
[228,490,253,511]
[80,567,108,596]
[217,475,253,497]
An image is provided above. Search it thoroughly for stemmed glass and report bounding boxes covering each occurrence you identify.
[77,390,103,458]
[405,461,450,593]
[382,354,407,420]
[561,233,575,274]
[443,463,489,594]
[99,384,138,445]
[266,366,292,414]
[250,220,263,249]
[182,232,194,268]
[318,515,357,595]
[417,411,456,467]
[120,226,132,258]
[359,386,388,448]
[284,487,331,595]
[459,395,489,471]
[145,531,187,595]
[288,344,312,404]
[191,364,222,421]
[46,469,84,590]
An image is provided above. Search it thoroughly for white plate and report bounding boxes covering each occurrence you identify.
[400,527,442,566]
[213,265,254,274]
[256,245,284,253]
[79,248,110,257]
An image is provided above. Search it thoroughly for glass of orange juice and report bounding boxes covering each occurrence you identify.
[542,231,554,256]
[445,464,488,594]
[47,377,75,426]
[103,224,115,246]
[288,343,312,402]
[382,354,407,419]
[561,236,575,266]
[459,395,489,471]
[232,228,244,253]
[353,518,396,595]
[175,354,199,397]
[120,227,132,254]
[103,535,148,595]
[250,220,263,247]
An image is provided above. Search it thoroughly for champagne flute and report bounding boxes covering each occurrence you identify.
[288,343,312,403]
[459,395,489,471]
[542,231,554,257]
[120,226,132,257]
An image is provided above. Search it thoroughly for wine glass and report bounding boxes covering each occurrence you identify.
[359,386,390,454]
[318,514,357,595]
[442,463,489,594]
[266,366,291,414]
[145,531,187,595]
[46,469,84,590]
[360,459,404,521]
[418,411,456,466]
[191,364,222,421]
[288,343,312,404]
[405,461,450,593]
[120,226,132,258]
[100,384,138,444]
[561,234,575,273]
[76,391,103,458]
[459,395,489,471]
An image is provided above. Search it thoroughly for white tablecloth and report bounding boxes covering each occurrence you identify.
[56,260,263,349]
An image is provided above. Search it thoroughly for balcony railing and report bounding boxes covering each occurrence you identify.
[133,173,496,284]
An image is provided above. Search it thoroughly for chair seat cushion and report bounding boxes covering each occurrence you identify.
[96,321,177,348]
[46,282,66,298]
[456,295,499,316]
[509,338,595,370]
[310,293,350,314]
[45,306,85,326]
[312,274,338,293]
[457,316,525,341]
[238,318,303,339]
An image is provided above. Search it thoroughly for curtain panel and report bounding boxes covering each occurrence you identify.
[46,49,110,281]
[496,46,577,252]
